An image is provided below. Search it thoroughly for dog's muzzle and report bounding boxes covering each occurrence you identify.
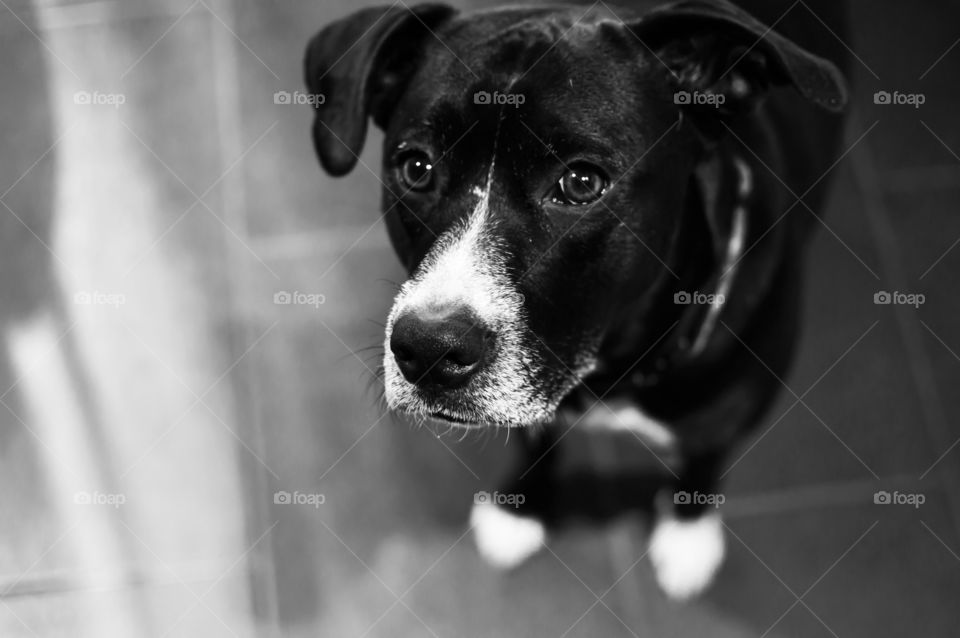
[390,305,495,390]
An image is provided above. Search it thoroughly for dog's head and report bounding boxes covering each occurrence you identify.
[304,1,846,427]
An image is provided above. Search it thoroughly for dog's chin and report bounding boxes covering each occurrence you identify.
[391,403,551,429]
[382,351,590,428]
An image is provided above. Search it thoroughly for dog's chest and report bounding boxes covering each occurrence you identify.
[562,399,678,451]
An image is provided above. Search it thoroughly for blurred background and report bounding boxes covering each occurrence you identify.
[1,0,959,636]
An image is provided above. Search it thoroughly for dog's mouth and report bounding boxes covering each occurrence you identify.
[387,382,562,428]
[427,409,481,427]
[382,315,599,428]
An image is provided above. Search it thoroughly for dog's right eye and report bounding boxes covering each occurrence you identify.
[397,152,435,192]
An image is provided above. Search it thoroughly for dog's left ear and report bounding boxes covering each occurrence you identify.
[633,0,847,114]
[304,4,457,176]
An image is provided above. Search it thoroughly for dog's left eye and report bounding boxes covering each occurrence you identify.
[554,163,608,205]
[398,152,435,191]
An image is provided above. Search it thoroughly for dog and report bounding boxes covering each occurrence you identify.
[304,0,848,599]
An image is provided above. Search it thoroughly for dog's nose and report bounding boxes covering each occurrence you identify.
[390,306,494,389]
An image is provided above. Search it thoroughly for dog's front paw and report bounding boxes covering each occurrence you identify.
[649,511,725,600]
[470,500,545,569]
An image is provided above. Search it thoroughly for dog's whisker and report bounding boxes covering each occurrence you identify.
[376,278,402,292]
[354,344,385,354]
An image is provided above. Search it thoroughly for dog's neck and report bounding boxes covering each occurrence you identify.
[574,144,754,404]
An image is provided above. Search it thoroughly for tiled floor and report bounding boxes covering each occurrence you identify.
[1,0,959,636]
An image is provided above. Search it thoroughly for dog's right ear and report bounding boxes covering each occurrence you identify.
[304,4,456,176]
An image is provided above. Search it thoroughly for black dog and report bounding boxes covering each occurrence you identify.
[305,0,848,599]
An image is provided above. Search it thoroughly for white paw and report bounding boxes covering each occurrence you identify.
[470,500,545,569]
[649,511,725,600]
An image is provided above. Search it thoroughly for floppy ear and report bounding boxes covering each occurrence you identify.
[633,0,847,115]
[304,3,456,176]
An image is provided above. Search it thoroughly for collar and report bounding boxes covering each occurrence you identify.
[633,149,754,386]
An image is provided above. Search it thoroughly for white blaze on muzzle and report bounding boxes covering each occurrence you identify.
[382,164,553,426]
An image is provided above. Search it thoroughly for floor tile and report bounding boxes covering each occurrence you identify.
[723,171,934,495]
[0,576,259,638]
[708,494,960,638]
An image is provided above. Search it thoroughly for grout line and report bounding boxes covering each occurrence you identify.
[847,109,960,544]
[723,473,932,520]
[0,563,242,599]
